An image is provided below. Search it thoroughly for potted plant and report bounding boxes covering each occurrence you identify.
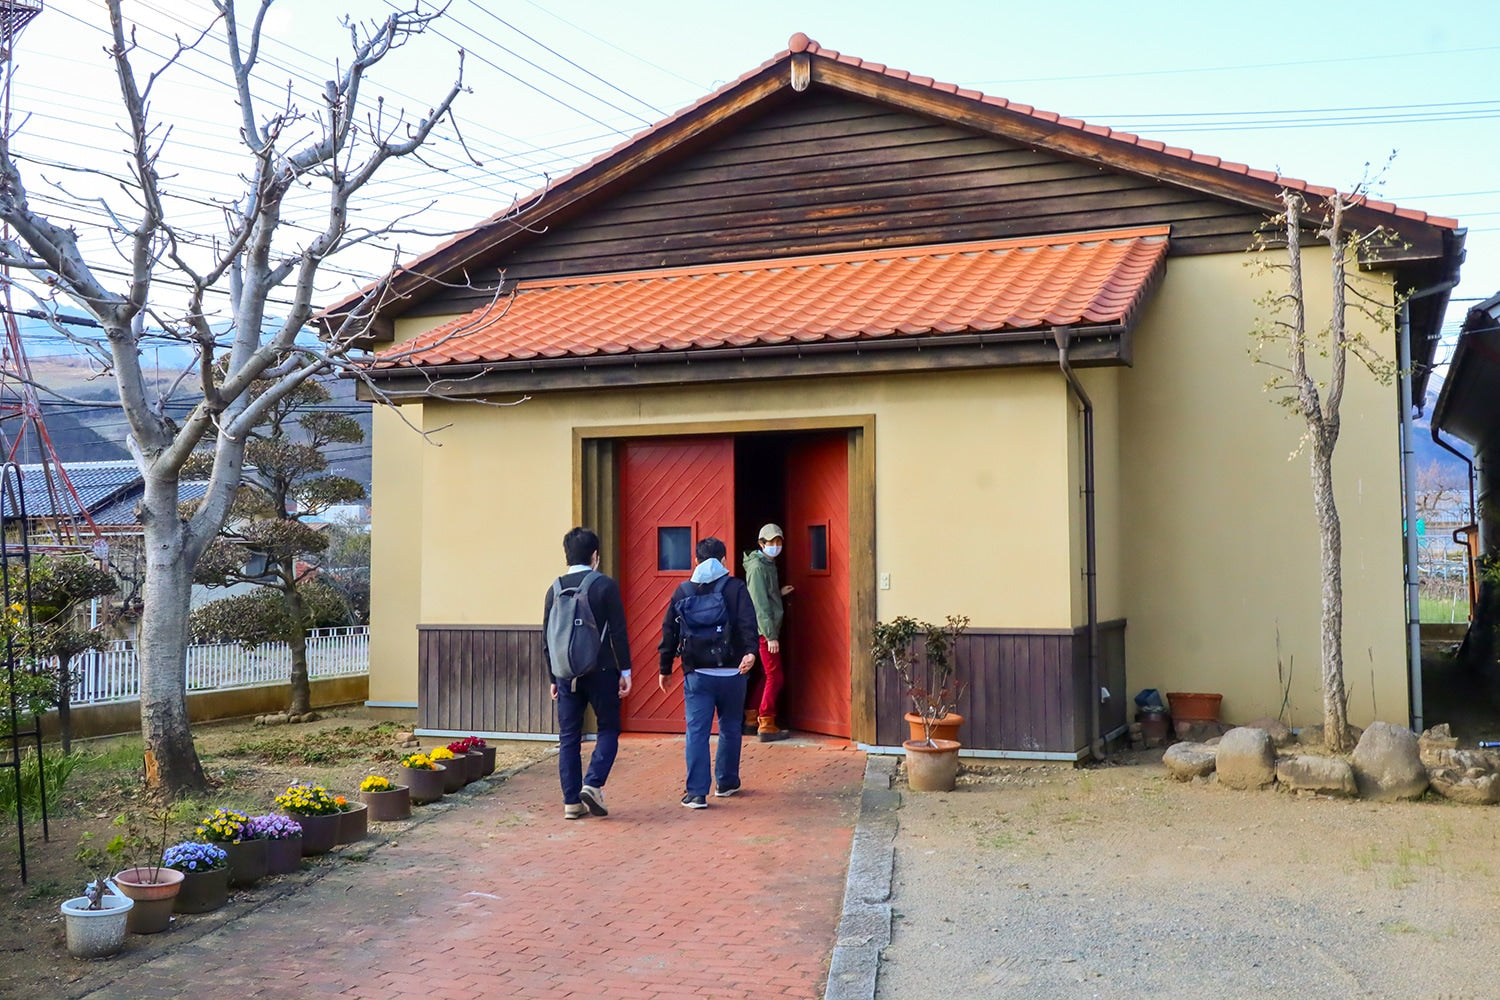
[429,745,466,792]
[359,774,412,822]
[273,783,343,856]
[196,807,267,888]
[907,616,968,743]
[449,736,488,780]
[462,736,497,777]
[874,614,969,792]
[399,752,445,805]
[334,793,368,844]
[87,808,184,934]
[59,878,133,959]
[163,842,230,914]
[245,814,302,875]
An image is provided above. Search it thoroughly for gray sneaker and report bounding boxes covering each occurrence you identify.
[564,802,587,820]
[580,785,608,816]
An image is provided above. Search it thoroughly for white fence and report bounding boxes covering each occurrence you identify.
[66,626,369,707]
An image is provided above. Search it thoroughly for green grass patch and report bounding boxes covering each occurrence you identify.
[0,750,84,816]
[1420,595,1468,624]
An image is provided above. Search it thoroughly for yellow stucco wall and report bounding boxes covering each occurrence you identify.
[408,369,1076,634]
[1118,250,1407,728]
[365,315,444,704]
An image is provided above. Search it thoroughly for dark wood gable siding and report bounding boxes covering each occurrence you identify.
[416,91,1266,317]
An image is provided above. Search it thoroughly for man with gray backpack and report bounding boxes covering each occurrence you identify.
[543,527,633,820]
[657,536,759,809]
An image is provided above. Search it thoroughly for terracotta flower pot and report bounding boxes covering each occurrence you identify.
[904,712,964,744]
[1166,692,1222,723]
[172,866,230,914]
[112,867,184,935]
[402,764,445,805]
[361,785,412,822]
[264,836,302,875]
[437,757,466,793]
[291,812,340,856]
[337,803,369,844]
[903,738,962,792]
[478,745,497,777]
[222,838,268,888]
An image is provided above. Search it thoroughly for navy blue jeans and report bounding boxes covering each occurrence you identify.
[556,670,622,805]
[682,670,747,796]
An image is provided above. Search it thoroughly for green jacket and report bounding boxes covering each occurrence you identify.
[742,549,784,640]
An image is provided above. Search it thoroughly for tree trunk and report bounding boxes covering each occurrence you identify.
[285,583,311,717]
[55,652,72,755]
[137,477,206,794]
[1311,438,1350,752]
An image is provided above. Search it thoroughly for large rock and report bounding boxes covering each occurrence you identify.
[1244,717,1296,748]
[1215,727,1276,790]
[1428,766,1500,805]
[1419,723,1461,769]
[1351,722,1429,801]
[1297,722,1364,748]
[1162,742,1217,781]
[1275,755,1358,797]
[1424,745,1500,805]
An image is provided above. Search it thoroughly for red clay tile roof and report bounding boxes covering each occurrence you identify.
[378,227,1170,369]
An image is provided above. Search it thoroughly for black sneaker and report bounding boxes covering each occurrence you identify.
[713,781,740,798]
[681,793,708,809]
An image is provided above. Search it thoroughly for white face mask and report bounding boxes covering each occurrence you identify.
[763,544,782,558]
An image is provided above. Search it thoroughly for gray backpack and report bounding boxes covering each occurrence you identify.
[546,571,605,683]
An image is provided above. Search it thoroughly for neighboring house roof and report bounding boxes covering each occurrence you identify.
[381,227,1169,370]
[1432,291,1500,455]
[90,480,210,528]
[1,460,140,518]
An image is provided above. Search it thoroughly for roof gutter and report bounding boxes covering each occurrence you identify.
[1399,278,1459,735]
[1053,325,1104,761]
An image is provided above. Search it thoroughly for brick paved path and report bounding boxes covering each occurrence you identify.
[82,736,865,1000]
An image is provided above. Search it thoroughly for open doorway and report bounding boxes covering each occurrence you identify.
[735,431,851,738]
[611,427,854,738]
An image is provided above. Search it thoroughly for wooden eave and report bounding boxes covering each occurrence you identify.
[353,323,1129,403]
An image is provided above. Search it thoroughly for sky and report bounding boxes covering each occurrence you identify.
[4,0,1497,384]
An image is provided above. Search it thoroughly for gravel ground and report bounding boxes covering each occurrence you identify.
[876,749,1500,1000]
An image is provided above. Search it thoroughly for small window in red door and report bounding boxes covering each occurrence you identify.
[808,521,830,576]
[657,526,693,573]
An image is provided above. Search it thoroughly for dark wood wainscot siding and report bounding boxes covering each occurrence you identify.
[875,621,1127,755]
[418,626,556,736]
[417,92,1267,316]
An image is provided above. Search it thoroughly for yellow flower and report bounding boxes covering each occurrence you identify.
[429,746,456,760]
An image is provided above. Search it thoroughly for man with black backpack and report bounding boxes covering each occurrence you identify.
[657,536,759,809]
[543,527,633,821]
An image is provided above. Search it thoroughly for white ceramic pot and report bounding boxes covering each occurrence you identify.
[60,891,134,959]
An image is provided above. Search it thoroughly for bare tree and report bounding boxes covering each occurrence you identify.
[0,1,466,793]
[1251,186,1400,753]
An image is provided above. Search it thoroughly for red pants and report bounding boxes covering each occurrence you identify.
[756,635,784,716]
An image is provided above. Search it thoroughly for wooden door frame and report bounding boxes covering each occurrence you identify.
[574,415,877,744]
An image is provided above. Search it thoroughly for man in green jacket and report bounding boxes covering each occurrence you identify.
[744,523,794,741]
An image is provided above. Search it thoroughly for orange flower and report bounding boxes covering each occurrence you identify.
[334,796,347,807]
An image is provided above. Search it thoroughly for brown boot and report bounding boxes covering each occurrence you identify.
[743,708,759,731]
[758,715,791,742]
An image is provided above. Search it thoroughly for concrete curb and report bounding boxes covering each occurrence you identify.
[823,754,900,1000]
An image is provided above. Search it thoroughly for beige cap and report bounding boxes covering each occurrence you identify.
[758,523,785,542]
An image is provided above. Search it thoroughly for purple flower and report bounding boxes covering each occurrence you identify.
[245,813,302,840]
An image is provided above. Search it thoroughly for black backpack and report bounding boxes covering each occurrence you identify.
[673,577,732,670]
[546,571,605,683]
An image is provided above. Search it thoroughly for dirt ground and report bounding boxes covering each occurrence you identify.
[878,750,1500,1000]
[0,708,549,1000]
